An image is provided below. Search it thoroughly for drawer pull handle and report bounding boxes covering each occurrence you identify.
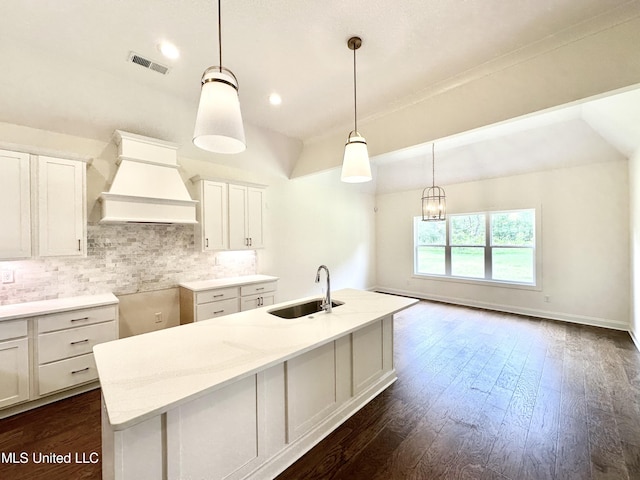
[71,317,90,323]
[70,339,89,345]
[256,287,264,291]
[213,294,224,298]
[214,309,224,314]
[71,367,90,374]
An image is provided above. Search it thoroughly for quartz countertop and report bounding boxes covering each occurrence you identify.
[94,289,417,430]
[0,293,119,322]
[179,274,278,291]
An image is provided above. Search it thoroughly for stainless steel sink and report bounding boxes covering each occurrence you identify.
[268,299,344,319]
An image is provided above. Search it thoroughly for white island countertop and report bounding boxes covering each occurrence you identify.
[94,289,417,430]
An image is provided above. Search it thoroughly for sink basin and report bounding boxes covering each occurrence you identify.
[268,299,344,319]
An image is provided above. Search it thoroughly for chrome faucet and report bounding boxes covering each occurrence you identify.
[315,265,332,313]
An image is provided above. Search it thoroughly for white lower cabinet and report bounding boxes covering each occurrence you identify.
[0,294,118,416]
[35,305,117,397]
[0,320,30,409]
[240,281,277,311]
[180,276,278,323]
[196,297,240,320]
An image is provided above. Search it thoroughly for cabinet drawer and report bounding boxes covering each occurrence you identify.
[241,282,277,297]
[38,305,116,333]
[196,298,239,320]
[38,321,116,364]
[38,353,97,396]
[0,319,28,341]
[196,287,239,305]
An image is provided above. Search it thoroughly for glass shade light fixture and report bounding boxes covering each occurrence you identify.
[341,36,372,183]
[193,0,246,154]
[421,144,447,221]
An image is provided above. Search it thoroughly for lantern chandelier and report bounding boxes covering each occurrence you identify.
[421,144,446,221]
[341,36,372,183]
[193,0,246,154]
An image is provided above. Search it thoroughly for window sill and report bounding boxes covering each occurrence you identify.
[412,273,542,292]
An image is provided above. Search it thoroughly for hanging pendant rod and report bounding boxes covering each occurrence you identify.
[348,37,362,133]
[432,143,435,188]
[217,0,222,71]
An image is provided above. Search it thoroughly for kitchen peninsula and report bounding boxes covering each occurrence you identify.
[94,289,417,480]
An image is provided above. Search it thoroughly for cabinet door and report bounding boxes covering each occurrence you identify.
[0,149,31,259]
[228,184,248,250]
[0,338,30,409]
[38,156,86,256]
[201,181,228,251]
[240,293,275,311]
[246,187,264,249]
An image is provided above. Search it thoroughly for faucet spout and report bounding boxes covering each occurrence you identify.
[314,265,332,313]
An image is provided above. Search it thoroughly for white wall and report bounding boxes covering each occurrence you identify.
[261,170,376,302]
[376,160,630,329]
[630,150,640,348]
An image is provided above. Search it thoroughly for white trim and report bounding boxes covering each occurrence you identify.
[630,329,640,353]
[411,274,541,291]
[375,286,629,331]
[0,141,92,164]
[190,175,267,189]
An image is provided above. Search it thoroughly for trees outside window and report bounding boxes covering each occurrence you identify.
[414,208,536,285]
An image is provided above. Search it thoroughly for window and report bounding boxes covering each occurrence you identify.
[414,208,536,285]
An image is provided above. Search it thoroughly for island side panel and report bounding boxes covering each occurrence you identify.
[166,374,261,480]
[102,396,164,480]
[352,319,385,395]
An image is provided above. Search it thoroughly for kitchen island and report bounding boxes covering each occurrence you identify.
[94,289,417,480]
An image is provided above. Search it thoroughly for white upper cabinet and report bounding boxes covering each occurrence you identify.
[194,180,228,251]
[229,184,264,250]
[0,150,32,259]
[38,156,86,257]
[246,187,264,249]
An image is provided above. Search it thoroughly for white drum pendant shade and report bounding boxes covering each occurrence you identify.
[341,133,371,183]
[193,67,246,154]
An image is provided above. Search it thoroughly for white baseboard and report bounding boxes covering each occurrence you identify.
[375,286,629,332]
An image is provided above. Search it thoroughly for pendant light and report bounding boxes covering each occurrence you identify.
[421,144,446,221]
[193,0,246,154]
[341,36,372,183]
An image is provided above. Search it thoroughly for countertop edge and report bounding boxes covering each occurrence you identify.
[0,293,119,322]
[178,274,279,291]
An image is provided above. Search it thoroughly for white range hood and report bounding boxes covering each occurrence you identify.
[100,131,197,224]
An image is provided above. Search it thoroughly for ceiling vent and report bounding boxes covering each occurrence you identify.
[127,52,170,75]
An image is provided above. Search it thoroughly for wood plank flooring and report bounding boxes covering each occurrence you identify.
[0,388,101,480]
[276,301,640,480]
[1,300,639,479]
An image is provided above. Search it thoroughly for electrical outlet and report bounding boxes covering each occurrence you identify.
[544,295,550,303]
[1,270,14,284]
[154,312,163,324]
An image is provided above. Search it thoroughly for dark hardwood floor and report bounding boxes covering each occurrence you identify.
[277,301,640,480]
[0,388,101,480]
[2,300,639,479]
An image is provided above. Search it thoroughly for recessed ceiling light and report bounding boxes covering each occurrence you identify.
[158,41,180,60]
[269,93,282,106]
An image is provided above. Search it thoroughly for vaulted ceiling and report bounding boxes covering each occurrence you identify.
[2,1,640,190]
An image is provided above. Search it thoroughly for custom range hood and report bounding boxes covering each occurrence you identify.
[100,131,197,224]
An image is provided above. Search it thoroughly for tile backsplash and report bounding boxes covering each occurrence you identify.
[0,223,256,305]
